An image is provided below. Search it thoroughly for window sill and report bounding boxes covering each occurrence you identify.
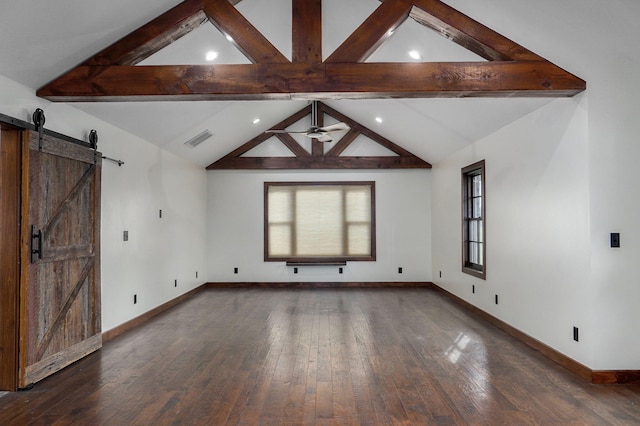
[462,266,486,280]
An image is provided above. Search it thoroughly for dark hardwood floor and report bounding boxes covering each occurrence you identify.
[1,288,639,425]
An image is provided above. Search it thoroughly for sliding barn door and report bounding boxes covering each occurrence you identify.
[21,132,102,387]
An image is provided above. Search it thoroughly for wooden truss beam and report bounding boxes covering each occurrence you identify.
[207,102,432,170]
[38,61,584,101]
[36,0,586,101]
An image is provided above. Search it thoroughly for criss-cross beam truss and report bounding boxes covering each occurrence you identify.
[37,0,585,101]
[207,101,432,170]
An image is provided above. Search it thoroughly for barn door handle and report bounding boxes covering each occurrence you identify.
[31,225,44,263]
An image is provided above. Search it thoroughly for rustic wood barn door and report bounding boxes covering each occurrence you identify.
[21,131,102,387]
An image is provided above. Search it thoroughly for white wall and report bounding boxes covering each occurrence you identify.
[207,169,431,283]
[586,48,640,371]
[436,0,640,370]
[0,75,209,332]
[432,96,593,366]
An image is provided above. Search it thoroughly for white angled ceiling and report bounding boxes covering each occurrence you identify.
[0,0,562,167]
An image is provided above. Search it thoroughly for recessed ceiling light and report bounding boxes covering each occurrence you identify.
[253,118,261,124]
[205,50,218,61]
[408,50,422,60]
[375,117,383,124]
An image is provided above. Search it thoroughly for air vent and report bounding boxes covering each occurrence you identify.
[184,130,213,148]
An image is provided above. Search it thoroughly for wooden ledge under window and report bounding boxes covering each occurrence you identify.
[286,261,347,266]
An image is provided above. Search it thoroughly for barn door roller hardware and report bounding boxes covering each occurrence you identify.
[89,129,99,164]
[32,108,45,151]
[31,225,44,263]
[89,128,125,166]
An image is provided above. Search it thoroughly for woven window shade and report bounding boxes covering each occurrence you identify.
[267,183,373,259]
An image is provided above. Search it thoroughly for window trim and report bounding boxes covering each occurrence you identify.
[461,160,486,279]
[264,181,376,263]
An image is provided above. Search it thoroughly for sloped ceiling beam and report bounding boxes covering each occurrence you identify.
[37,0,586,101]
[203,0,288,63]
[325,0,413,63]
[207,101,431,170]
[408,0,541,61]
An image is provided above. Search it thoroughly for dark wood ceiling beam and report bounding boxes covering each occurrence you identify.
[408,0,542,61]
[83,0,207,66]
[267,104,312,130]
[320,102,428,161]
[207,156,431,170]
[325,128,361,157]
[326,0,413,63]
[211,104,311,164]
[293,0,322,63]
[201,0,288,63]
[37,61,586,101]
[207,101,431,169]
[275,134,311,157]
[216,132,273,161]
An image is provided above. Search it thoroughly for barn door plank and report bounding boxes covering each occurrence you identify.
[21,131,102,387]
[35,257,95,360]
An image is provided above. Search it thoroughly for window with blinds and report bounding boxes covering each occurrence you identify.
[265,182,376,262]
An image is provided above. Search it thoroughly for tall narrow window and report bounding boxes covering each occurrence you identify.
[462,161,486,279]
[265,182,375,263]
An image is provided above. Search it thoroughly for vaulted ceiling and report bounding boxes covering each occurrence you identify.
[0,0,585,167]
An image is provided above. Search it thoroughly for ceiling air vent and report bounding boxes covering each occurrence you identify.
[184,130,213,148]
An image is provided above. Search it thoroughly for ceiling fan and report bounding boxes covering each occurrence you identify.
[265,101,349,142]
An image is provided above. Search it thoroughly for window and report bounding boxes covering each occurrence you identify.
[265,182,375,263]
[462,161,486,279]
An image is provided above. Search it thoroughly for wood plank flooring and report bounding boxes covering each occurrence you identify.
[1,287,639,425]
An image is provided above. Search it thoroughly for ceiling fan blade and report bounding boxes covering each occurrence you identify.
[319,122,349,132]
[316,134,333,142]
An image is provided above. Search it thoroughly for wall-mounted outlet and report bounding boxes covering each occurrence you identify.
[472,285,475,294]
[610,232,620,248]
[159,209,163,219]
[495,294,499,305]
[134,294,137,304]
[174,279,177,288]
[233,267,238,274]
[573,326,579,342]
[398,267,403,274]
[196,271,198,279]
[439,271,442,278]
[123,230,129,241]
[294,267,298,274]
[339,267,343,274]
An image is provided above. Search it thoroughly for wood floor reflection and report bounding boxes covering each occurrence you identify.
[1,288,639,425]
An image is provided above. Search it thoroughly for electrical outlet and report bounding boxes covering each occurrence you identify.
[610,233,620,248]
[123,230,128,241]
[398,267,403,274]
[495,294,499,305]
[439,271,442,278]
[294,267,298,274]
[134,294,137,304]
[234,267,238,274]
[196,271,198,278]
[472,285,475,294]
[339,267,343,274]
[573,327,579,342]
[174,279,177,287]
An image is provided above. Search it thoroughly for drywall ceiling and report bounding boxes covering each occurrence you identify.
[0,0,558,167]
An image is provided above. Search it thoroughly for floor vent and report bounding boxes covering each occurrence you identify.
[184,130,213,148]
